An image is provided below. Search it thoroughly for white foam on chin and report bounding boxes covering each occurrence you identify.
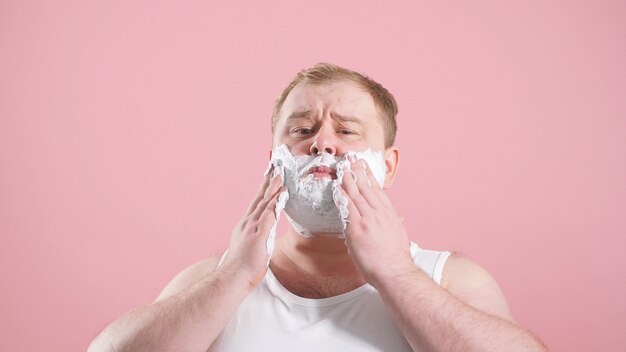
[269,144,387,239]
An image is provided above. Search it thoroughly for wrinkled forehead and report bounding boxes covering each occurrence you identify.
[278,81,380,125]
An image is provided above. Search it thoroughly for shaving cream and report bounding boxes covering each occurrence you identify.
[267,144,387,242]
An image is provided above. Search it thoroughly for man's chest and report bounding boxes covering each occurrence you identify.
[209,281,413,352]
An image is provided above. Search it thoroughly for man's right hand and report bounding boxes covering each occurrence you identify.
[219,164,285,287]
[87,167,285,352]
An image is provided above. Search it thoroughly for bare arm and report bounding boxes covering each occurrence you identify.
[337,157,548,351]
[88,165,286,352]
[88,258,253,352]
[374,256,548,352]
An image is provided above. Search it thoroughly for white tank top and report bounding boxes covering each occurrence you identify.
[210,242,451,352]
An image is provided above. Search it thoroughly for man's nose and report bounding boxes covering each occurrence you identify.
[310,127,337,155]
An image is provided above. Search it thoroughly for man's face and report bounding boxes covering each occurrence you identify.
[273,81,387,161]
[270,80,398,236]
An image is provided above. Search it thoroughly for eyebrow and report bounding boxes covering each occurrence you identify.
[285,110,313,122]
[330,112,366,127]
[285,110,365,127]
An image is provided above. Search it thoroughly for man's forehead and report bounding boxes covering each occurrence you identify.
[281,81,378,120]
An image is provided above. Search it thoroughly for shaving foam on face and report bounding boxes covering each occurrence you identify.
[269,144,386,239]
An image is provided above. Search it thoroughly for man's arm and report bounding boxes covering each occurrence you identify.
[88,257,253,352]
[336,156,547,351]
[88,165,286,352]
[374,256,548,352]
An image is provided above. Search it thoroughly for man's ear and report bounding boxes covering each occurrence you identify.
[383,146,399,189]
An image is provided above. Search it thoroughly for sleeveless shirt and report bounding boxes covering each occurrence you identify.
[210,242,451,351]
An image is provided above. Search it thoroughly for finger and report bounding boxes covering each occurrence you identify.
[341,166,372,216]
[375,185,393,209]
[359,158,382,190]
[335,183,362,223]
[258,189,285,260]
[248,165,284,214]
[246,164,275,214]
[257,188,286,234]
[359,158,394,208]
[252,182,284,221]
[262,167,283,199]
[351,158,382,209]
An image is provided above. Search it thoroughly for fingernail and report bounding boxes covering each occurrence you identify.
[348,154,356,163]
[359,159,367,169]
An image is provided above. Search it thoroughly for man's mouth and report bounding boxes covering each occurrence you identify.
[305,165,337,180]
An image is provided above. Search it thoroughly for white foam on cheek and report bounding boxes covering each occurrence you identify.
[269,144,387,238]
[332,163,350,231]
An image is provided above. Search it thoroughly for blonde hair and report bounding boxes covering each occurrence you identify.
[271,63,398,148]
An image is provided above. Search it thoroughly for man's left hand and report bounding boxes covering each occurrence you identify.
[335,155,416,288]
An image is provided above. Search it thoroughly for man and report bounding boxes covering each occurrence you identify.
[89,63,547,351]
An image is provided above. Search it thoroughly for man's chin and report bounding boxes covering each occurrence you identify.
[307,231,345,239]
[285,213,345,239]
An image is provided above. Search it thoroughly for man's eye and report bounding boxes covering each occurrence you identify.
[339,129,356,135]
[292,128,314,135]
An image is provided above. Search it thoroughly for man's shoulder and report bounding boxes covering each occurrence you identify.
[154,251,226,302]
[441,255,515,322]
[440,255,487,289]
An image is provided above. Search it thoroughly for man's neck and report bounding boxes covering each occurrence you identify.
[272,226,362,278]
[268,226,368,298]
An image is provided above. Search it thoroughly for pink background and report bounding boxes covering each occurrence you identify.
[1,1,625,351]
